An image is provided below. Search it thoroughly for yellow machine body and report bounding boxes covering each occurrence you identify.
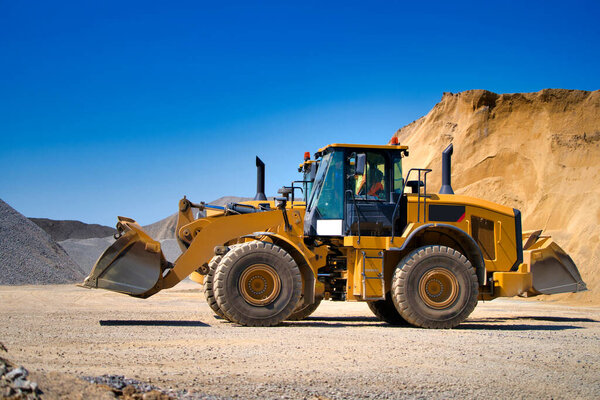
[82,142,586,327]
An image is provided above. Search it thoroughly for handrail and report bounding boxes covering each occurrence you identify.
[391,168,432,241]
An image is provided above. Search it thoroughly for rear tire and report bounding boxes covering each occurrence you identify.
[391,245,478,329]
[287,298,322,321]
[367,293,409,326]
[214,241,302,327]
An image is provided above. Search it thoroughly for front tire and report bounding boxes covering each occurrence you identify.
[391,245,478,329]
[214,241,302,327]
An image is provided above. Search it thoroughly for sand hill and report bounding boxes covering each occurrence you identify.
[29,218,116,241]
[0,199,85,284]
[392,89,600,304]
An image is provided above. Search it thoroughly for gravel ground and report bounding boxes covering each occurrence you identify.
[0,282,598,399]
[0,199,85,285]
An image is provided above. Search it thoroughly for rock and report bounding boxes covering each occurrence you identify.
[12,377,32,390]
[3,386,13,397]
[122,384,137,396]
[5,366,28,380]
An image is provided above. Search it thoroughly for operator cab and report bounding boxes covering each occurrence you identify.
[304,143,409,238]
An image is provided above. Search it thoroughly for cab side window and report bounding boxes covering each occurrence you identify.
[348,152,388,201]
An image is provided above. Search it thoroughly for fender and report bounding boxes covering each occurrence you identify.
[392,223,486,285]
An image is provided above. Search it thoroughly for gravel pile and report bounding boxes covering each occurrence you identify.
[82,375,171,399]
[58,237,116,275]
[1,345,40,399]
[82,375,217,399]
[142,214,178,241]
[29,218,116,242]
[0,199,85,285]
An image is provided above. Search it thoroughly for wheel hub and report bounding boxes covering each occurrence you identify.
[239,264,281,306]
[418,268,459,309]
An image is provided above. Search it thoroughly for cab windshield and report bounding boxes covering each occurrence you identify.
[306,152,330,212]
[306,150,344,219]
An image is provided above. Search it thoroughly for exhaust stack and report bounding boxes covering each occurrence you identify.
[254,156,267,201]
[439,144,454,194]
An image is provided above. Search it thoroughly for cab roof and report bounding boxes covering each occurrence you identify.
[316,143,409,154]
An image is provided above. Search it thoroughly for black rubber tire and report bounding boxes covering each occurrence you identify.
[287,297,322,321]
[391,245,478,329]
[203,255,226,319]
[214,241,302,327]
[367,293,409,326]
[202,244,242,320]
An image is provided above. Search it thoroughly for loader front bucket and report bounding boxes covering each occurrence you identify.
[523,231,587,295]
[81,217,169,298]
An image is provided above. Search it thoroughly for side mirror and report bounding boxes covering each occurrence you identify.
[355,153,366,176]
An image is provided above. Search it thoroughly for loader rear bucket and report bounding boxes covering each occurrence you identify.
[523,231,587,295]
[81,217,169,298]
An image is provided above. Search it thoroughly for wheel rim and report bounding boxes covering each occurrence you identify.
[239,264,281,306]
[418,268,459,309]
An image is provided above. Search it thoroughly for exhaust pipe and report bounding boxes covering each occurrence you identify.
[254,156,267,201]
[439,144,454,194]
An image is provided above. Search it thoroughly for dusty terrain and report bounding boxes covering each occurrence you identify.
[392,89,600,304]
[1,282,599,399]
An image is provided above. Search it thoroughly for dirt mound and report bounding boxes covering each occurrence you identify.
[29,218,116,242]
[0,199,85,285]
[392,88,600,304]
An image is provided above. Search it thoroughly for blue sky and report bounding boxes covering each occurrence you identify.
[1,1,598,226]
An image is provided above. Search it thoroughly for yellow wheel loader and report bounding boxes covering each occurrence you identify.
[81,142,587,328]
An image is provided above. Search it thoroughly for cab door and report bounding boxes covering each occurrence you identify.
[344,151,397,237]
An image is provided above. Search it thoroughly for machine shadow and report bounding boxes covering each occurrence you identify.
[457,323,583,331]
[501,316,596,323]
[305,316,379,322]
[99,320,209,327]
[284,316,586,330]
[467,315,597,324]
[281,315,384,328]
